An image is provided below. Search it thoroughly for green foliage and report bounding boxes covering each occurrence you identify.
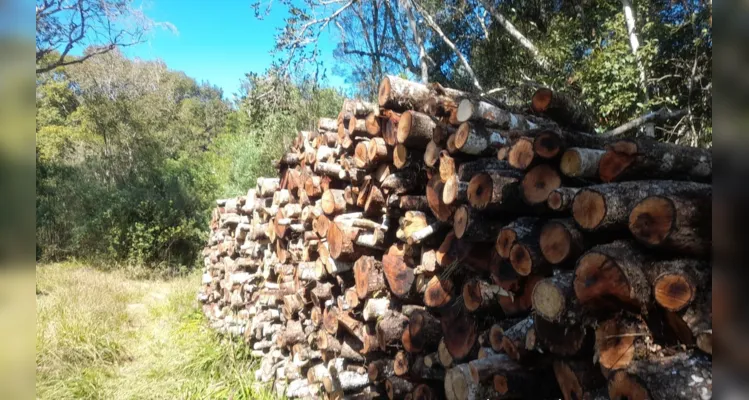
[36,52,342,269]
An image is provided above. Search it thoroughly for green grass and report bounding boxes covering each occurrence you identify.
[36,263,277,400]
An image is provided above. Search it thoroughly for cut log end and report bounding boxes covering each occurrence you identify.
[654,274,694,312]
[522,164,561,205]
[456,99,474,123]
[532,279,565,322]
[453,205,470,239]
[396,111,413,144]
[531,88,553,113]
[508,138,535,170]
[572,190,606,230]
[378,77,392,107]
[628,196,674,246]
[598,145,637,183]
[574,252,631,307]
[394,144,408,169]
[467,173,492,209]
[509,243,533,276]
[547,191,564,211]
[539,221,572,264]
[454,122,471,150]
[534,131,563,159]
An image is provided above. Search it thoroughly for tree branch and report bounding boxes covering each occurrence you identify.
[602,108,687,137]
[411,0,482,91]
[478,0,550,69]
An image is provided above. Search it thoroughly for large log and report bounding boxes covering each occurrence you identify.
[454,123,506,155]
[409,309,442,353]
[378,75,431,111]
[377,310,409,351]
[665,285,712,355]
[574,241,650,311]
[496,217,541,259]
[521,164,562,205]
[539,218,586,265]
[467,170,525,211]
[644,259,709,312]
[453,205,505,242]
[572,181,711,231]
[598,138,712,183]
[560,147,606,178]
[547,187,580,212]
[382,254,415,299]
[594,314,654,377]
[441,306,478,362]
[607,351,712,400]
[531,88,595,132]
[354,255,387,299]
[553,359,606,400]
[397,111,436,148]
[456,99,539,130]
[532,271,584,325]
[628,188,712,256]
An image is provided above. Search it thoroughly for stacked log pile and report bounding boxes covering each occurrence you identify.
[199,76,712,400]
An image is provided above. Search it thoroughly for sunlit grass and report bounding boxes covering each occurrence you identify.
[36,263,276,400]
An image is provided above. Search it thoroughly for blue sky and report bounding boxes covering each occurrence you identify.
[119,0,348,99]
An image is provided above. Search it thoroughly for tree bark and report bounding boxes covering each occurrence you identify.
[608,351,712,400]
[539,218,586,265]
[457,100,539,130]
[378,75,432,112]
[496,217,541,259]
[574,241,650,312]
[553,359,606,400]
[382,254,415,299]
[598,138,711,183]
[453,122,507,155]
[560,147,605,178]
[531,88,596,132]
[397,110,436,148]
[354,255,387,299]
[467,170,525,210]
[595,314,655,377]
[453,205,505,242]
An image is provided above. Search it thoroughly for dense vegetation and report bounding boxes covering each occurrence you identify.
[36,51,343,268]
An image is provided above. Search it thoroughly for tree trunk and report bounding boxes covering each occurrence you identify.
[453,205,505,242]
[608,351,712,400]
[445,363,497,400]
[575,241,650,312]
[468,354,523,384]
[496,217,541,259]
[598,138,711,183]
[454,122,507,155]
[377,310,409,351]
[327,222,362,261]
[378,75,432,112]
[594,313,655,377]
[354,255,387,299]
[531,88,595,132]
[521,164,562,205]
[382,254,416,299]
[386,376,415,400]
[409,309,442,353]
[456,99,539,131]
[424,275,454,307]
[644,259,709,313]
[441,306,478,361]
[560,148,605,178]
[424,140,442,167]
[426,174,457,222]
[467,170,525,211]
[547,187,580,212]
[462,279,504,313]
[553,359,606,400]
[442,176,469,206]
[367,137,392,164]
[572,181,711,231]
[500,316,535,362]
[397,110,436,148]
[628,188,712,256]
[539,218,586,264]
[368,359,395,382]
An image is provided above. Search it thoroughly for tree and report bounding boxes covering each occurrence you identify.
[36,0,160,73]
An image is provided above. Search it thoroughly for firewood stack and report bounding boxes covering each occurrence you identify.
[199,75,713,400]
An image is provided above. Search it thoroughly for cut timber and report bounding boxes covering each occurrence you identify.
[509,235,547,276]
[457,99,538,130]
[365,112,380,136]
[531,88,595,132]
[424,140,442,167]
[608,351,712,400]
[599,138,712,183]
[354,255,387,299]
[521,164,562,205]
[394,350,412,376]
[397,111,436,148]
[327,222,362,261]
[258,177,280,197]
[500,316,534,361]
[454,123,506,155]
[377,310,409,351]
[364,185,385,217]
[441,306,478,361]
[574,241,650,311]
[362,297,390,321]
[311,282,334,307]
[553,359,606,400]
[462,279,503,312]
[467,170,524,210]
[468,354,522,384]
[595,314,654,376]
[532,271,583,325]
[354,141,370,168]
[367,137,392,164]
[628,188,712,256]
[665,285,712,354]
[496,217,540,259]
[547,187,580,212]
[368,359,394,382]
[341,98,379,119]
[319,117,338,132]
[348,115,368,136]
[424,275,454,307]
[393,144,409,169]
[560,148,606,178]
[426,174,456,222]
[438,151,457,182]
[378,75,431,111]
[507,136,535,170]
[453,205,504,242]
[532,129,567,160]
[316,162,344,179]
[645,259,709,312]
[381,167,425,195]
[409,309,441,353]
[445,363,496,400]
[442,176,468,205]
[539,218,586,265]
[316,332,364,363]
[572,181,711,231]
[456,158,511,181]
[382,254,415,299]
[386,376,415,400]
